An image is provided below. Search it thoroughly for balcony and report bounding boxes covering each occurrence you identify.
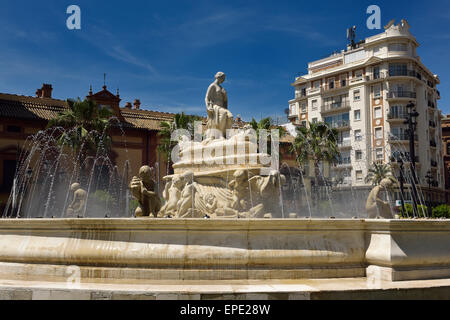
[429,120,437,128]
[390,155,419,163]
[288,113,298,120]
[388,133,418,143]
[327,120,350,130]
[335,158,352,168]
[388,69,422,80]
[323,80,348,93]
[387,91,416,99]
[365,72,387,82]
[321,102,351,114]
[350,76,364,84]
[428,101,436,109]
[337,140,352,149]
[387,113,408,122]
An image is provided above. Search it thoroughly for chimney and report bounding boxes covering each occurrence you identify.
[41,84,52,98]
[125,102,132,109]
[133,99,141,110]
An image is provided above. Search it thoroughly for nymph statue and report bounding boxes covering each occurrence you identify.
[66,183,87,218]
[130,166,161,217]
[366,178,395,219]
[205,71,233,139]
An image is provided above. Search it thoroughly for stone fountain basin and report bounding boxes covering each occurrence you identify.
[0,219,448,283]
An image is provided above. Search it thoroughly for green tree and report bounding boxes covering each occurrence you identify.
[365,162,396,186]
[290,121,339,188]
[157,112,203,173]
[47,98,113,174]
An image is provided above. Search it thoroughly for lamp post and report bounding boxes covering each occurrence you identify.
[404,101,420,217]
[425,170,433,217]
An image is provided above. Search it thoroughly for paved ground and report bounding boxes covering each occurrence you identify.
[0,277,449,300]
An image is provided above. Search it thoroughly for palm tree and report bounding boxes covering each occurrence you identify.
[365,162,397,186]
[47,98,113,174]
[290,121,339,189]
[157,112,203,174]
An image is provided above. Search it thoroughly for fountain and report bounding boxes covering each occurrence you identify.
[0,72,448,299]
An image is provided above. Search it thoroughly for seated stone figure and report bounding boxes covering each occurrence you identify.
[366,178,395,219]
[205,71,233,140]
[130,166,161,217]
[177,171,201,218]
[159,175,184,218]
[66,183,87,218]
[249,170,286,218]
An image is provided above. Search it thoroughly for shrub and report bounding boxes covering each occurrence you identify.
[399,204,428,218]
[432,205,450,219]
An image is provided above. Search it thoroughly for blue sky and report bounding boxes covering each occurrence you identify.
[0,0,449,121]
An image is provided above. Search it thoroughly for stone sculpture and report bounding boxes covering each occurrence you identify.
[205,71,233,139]
[366,178,395,219]
[177,171,199,218]
[130,166,161,217]
[159,175,184,218]
[249,170,286,218]
[66,183,87,218]
[155,71,287,219]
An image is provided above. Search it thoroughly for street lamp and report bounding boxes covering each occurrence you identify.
[404,101,420,217]
[425,170,433,217]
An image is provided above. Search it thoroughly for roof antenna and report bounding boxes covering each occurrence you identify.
[347,26,356,49]
[103,73,107,89]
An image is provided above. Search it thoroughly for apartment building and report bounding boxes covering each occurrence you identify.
[288,19,446,204]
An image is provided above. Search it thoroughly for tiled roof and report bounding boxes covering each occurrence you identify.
[0,93,179,130]
[0,93,67,120]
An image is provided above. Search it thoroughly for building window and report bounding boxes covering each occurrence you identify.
[301,103,307,113]
[356,171,363,181]
[311,100,318,111]
[388,43,407,52]
[355,150,363,161]
[374,107,382,119]
[301,121,307,127]
[353,90,361,101]
[355,70,363,79]
[354,110,361,121]
[328,80,335,89]
[447,143,450,156]
[375,127,383,139]
[313,81,320,89]
[6,125,21,133]
[355,130,362,141]
[376,148,384,160]
[373,85,381,98]
[312,118,318,124]
[389,63,407,76]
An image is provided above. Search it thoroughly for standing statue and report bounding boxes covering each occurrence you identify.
[205,72,233,139]
[66,183,87,218]
[130,166,161,217]
[366,178,395,219]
